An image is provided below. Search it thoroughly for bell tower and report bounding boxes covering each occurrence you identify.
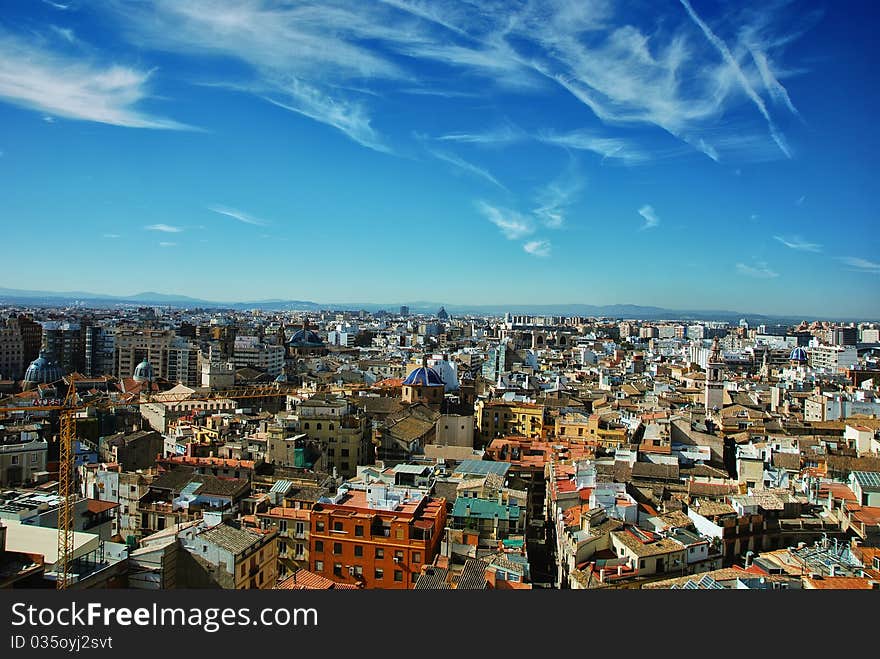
[704,337,725,414]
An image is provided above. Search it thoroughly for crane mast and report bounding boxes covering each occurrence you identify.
[0,380,365,589]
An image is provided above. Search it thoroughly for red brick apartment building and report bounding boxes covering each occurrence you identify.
[309,484,446,589]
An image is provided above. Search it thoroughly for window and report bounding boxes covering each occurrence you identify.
[316,520,325,532]
[10,455,18,465]
[315,560,324,572]
[333,521,343,531]
[333,542,342,554]
[327,448,335,457]
[333,563,342,576]
[279,520,288,533]
[314,540,324,553]
[394,570,403,582]
[395,529,404,540]
[639,560,646,569]
[341,448,349,457]
[354,545,363,557]
[374,568,384,580]
[329,423,334,431]
[304,423,310,430]
[30,453,39,464]
[413,552,422,563]
[341,462,349,471]
[375,547,384,559]
[394,550,404,561]
[355,525,364,537]
[317,423,322,430]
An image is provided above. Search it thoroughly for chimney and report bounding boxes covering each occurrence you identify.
[599,568,605,582]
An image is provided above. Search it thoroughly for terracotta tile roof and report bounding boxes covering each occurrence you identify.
[804,575,878,590]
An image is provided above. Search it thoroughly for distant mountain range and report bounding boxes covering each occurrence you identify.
[0,287,866,323]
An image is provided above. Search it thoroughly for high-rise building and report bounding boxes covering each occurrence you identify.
[400,305,410,317]
[15,314,42,365]
[165,336,200,386]
[41,321,84,375]
[84,325,116,377]
[114,327,175,380]
[0,317,26,380]
[831,327,858,346]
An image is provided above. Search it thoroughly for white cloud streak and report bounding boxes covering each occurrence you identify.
[533,167,583,229]
[209,204,270,226]
[477,201,533,240]
[431,150,506,189]
[0,29,192,130]
[523,240,552,257]
[638,205,660,230]
[839,256,880,274]
[678,0,790,158]
[736,261,779,278]
[773,235,821,252]
[145,224,183,233]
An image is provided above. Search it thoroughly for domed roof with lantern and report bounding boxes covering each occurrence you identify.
[23,349,63,384]
[789,346,808,364]
[403,365,445,387]
[133,359,155,382]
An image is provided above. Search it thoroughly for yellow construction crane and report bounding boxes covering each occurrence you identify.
[0,379,372,589]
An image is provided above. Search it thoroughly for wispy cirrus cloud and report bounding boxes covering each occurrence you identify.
[678,0,790,158]
[0,29,192,130]
[103,233,121,239]
[158,241,177,247]
[430,150,506,190]
[533,165,584,229]
[523,240,552,257]
[536,129,650,164]
[736,261,779,278]
[477,201,533,240]
[104,0,406,152]
[49,26,77,44]
[839,256,880,274]
[773,235,821,252]
[638,205,660,230]
[437,123,526,146]
[145,223,183,233]
[95,0,810,161]
[209,204,269,227]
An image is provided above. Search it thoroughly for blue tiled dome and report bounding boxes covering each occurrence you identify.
[789,347,808,363]
[403,366,445,387]
[288,329,324,347]
[133,359,154,382]
[23,349,63,384]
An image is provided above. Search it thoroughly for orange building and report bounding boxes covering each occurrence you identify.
[309,485,446,589]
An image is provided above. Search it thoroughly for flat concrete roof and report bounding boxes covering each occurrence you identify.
[2,519,100,567]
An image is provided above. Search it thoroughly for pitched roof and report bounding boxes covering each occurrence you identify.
[198,524,263,555]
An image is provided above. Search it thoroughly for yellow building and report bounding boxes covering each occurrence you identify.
[475,400,545,446]
[555,412,627,449]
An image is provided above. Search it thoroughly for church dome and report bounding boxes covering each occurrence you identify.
[23,350,63,384]
[403,366,445,387]
[789,346,808,364]
[133,359,154,382]
[287,329,324,347]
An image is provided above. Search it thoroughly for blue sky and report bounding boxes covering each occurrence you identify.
[0,0,877,318]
